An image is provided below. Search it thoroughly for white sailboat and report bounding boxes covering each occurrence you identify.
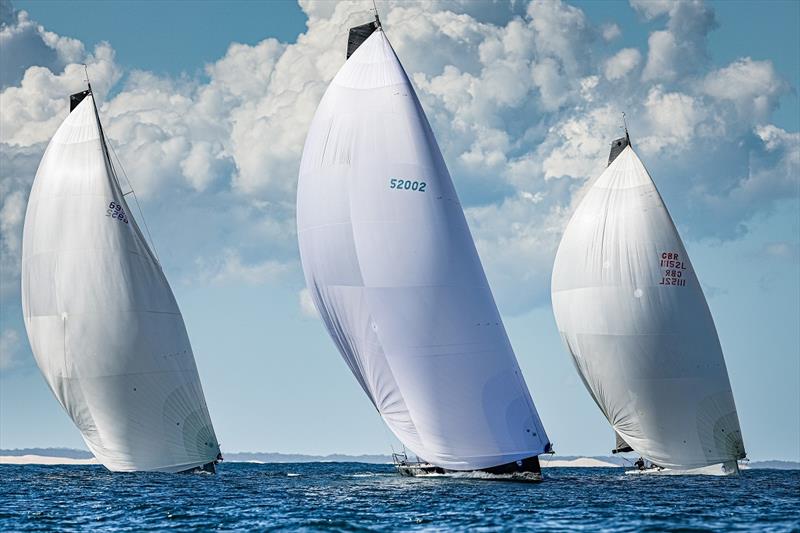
[21,84,222,473]
[551,130,746,476]
[297,15,552,481]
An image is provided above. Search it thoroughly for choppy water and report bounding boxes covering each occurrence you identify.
[1,463,798,531]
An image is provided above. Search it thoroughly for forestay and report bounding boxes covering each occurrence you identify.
[551,144,746,469]
[21,92,220,472]
[297,26,550,470]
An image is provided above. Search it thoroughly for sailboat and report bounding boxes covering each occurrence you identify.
[296,15,552,481]
[21,82,222,473]
[551,129,746,475]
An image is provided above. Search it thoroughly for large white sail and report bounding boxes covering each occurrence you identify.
[21,89,221,472]
[297,22,550,471]
[551,138,746,470]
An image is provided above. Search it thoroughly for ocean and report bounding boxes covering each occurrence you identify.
[1,463,798,531]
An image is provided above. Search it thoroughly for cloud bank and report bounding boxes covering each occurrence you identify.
[0,0,796,326]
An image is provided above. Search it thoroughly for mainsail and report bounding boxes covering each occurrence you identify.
[21,87,221,472]
[551,136,746,470]
[297,20,550,471]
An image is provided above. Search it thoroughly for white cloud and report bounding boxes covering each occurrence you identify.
[180,141,230,192]
[629,0,673,19]
[467,192,569,313]
[601,23,621,42]
[604,48,641,80]
[641,30,679,81]
[636,0,716,82]
[0,42,120,147]
[528,0,593,77]
[531,57,570,111]
[0,0,796,318]
[702,58,789,124]
[0,8,84,87]
[641,86,707,152]
[542,105,621,180]
[0,328,21,370]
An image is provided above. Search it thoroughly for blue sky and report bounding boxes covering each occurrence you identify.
[0,0,798,461]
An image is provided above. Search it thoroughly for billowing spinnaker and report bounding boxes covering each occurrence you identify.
[21,94,220,472]
[551,145,745,469]
[297,29,550,471]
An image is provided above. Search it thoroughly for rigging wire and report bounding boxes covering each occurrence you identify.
[106,139,162,266]
[82,63,162,265]
[379,412,402,463]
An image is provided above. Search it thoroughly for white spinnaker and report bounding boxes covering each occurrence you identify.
[297,29,549,470]
[551,145,746,469]
[21,95,220,472]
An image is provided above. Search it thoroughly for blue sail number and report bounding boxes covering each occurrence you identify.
[389,178,426,192]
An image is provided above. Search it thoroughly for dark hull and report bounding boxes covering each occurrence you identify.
[178,461,217,474]
[396,456,543,482]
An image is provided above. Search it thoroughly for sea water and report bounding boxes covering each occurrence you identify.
[1,463,797,531]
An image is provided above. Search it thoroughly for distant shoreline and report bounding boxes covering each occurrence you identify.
[0,454,619,468]
[1,449,798,469]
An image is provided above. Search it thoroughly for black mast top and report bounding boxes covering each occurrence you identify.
[69,88,91,112]
[69,65,92,112]
[346,3,381,59]
[607,113,631,166]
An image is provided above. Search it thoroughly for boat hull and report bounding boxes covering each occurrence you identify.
[625,460,740,477]
[178,461,217,474]
[396,456,543,482]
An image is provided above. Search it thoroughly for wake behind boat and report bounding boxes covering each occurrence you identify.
[297,14,552,481]
[21,82,222,473]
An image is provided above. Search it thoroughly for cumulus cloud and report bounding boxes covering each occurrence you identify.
[0,0,796,323]
[634,0,717,82]
[601,23,621,42]
[702,58,790,125]
[604,48,641,80]
[0,5,84,88]
[640,86,707,152]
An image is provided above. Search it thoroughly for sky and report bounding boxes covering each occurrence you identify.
[0,0,798,461]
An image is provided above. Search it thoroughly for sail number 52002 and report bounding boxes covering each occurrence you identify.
[389,178,426,192]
